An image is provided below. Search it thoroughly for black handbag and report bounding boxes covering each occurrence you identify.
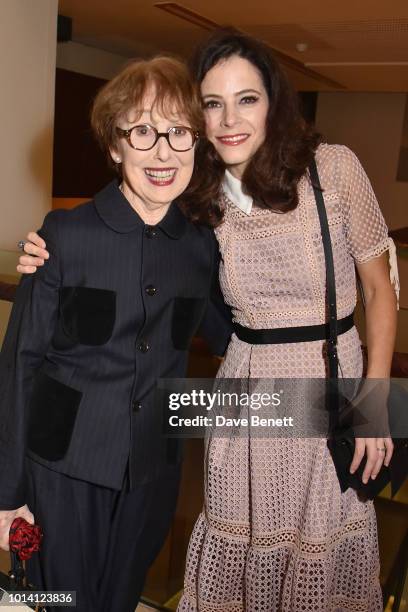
[309,159,408,501]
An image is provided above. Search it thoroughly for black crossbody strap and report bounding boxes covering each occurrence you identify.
[309,159,339,382]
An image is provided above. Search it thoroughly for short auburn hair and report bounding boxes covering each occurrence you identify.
[91,55,204,167]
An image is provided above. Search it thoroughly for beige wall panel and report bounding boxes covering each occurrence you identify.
[316,92,407,228]
[308,65,408,92]
[0,0,58,251]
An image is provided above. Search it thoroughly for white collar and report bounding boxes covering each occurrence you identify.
[222,169,253,215]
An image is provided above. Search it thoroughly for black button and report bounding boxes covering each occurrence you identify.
[138,340,150,353]
[132,400,142,413]
[145,285,156,296]
[145,227,157,239]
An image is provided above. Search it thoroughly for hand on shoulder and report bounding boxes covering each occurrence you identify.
[17,232,49,274]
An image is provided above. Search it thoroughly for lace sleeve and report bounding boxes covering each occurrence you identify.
[336,145,389,263]
[335,145,399,307]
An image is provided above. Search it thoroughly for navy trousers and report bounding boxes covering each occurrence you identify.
[25,458,181,612]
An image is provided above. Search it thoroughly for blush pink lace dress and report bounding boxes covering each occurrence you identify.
[178,144,392,611]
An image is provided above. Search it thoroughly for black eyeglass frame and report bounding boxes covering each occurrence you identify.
[115,124,199,152]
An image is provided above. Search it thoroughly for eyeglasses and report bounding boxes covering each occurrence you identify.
[116,124,199,152]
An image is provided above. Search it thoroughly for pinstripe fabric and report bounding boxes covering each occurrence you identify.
[0,181,232,509]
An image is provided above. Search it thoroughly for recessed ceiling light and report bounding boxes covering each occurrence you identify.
[296,42,308,53]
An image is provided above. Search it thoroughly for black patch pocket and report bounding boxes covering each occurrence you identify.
[60,287,116,346]
[172,297,207,350]
[27,372,82,461]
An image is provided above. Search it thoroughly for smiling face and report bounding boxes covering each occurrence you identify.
[201,55,269,179]
[110,87,196,217]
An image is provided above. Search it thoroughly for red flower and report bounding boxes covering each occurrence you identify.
[9,518,43,561]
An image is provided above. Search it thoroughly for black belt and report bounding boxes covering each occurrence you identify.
[233,313,354,345]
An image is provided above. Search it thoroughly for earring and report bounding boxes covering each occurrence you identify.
[116,157,121,163]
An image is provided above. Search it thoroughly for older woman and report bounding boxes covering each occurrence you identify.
[0,56,231,612]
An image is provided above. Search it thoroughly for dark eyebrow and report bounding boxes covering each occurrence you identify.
[235,89,262,96]
[201,94,222,100]
[202,89,262,99]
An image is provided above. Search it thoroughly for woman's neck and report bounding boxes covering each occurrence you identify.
[226,163,245,180]
[120,183,171,225]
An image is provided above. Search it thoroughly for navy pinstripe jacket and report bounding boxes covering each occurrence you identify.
[0,181,232,509]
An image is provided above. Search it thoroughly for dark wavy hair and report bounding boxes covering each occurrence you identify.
[177,28,321,226]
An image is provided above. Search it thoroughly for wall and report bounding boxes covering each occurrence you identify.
[316,92,408,352]
[315,93,407,230]
[0,0,58,251]
[53,43,134,198]
[52,68,114,197]
[56,40,128,80]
